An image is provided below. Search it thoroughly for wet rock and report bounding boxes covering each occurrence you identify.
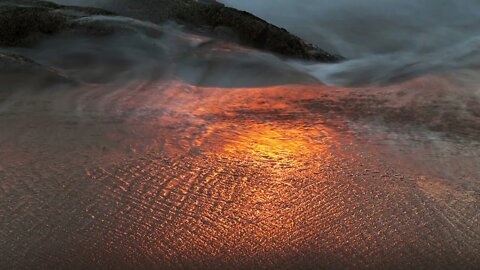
[0,0,115,47]
[0,5,67,47]
[0,0,341,61]
[198,5,341,62]
[90,0,343,62]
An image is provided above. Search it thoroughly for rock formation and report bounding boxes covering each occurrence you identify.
[0,0,342,61]
[95,0,343,62]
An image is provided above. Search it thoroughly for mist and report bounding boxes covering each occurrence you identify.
[48,0,480,86]
[0,10,316,115]
[220,0,480,85]
[220,0,480,56]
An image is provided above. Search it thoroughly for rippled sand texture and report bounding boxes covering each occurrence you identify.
[1,79,479,269]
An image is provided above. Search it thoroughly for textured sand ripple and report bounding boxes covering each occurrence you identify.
[0,80,479,269]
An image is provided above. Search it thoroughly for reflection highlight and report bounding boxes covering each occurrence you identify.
[1,79,479,269]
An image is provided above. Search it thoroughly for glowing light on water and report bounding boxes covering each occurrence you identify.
[220,123,331,167]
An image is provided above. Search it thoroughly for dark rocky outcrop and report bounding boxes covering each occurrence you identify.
[0,0,116,47]
[95,0,342,62]
[0,0,341,62]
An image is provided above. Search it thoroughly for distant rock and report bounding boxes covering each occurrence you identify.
[0,0,342,62]
[72,0,344,62]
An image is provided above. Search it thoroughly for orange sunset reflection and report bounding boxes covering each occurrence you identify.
[219,123,332,167]
[3,76,476,269]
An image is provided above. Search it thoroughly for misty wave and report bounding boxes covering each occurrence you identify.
[9,0,480,88]
[52,0,480,86]
[3,14,316,88]
[297,34,480,86]
[0,11,317,116]
[221,0,480,86]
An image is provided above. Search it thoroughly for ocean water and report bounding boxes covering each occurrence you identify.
[1,1,479,269]
[220,0,480,86]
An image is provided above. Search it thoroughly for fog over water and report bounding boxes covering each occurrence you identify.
[52,0,480,86]
[220,0,480,85]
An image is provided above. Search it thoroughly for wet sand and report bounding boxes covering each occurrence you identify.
[0,79,479,269]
